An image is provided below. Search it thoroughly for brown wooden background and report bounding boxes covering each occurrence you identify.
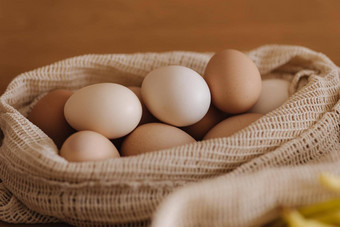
[0,0,339,226]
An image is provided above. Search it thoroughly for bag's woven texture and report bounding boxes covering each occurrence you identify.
[0,45,339,226]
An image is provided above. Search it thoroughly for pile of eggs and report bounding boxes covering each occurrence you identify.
[27,49,291,162]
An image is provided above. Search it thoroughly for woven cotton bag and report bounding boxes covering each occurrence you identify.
[0,45,339,226]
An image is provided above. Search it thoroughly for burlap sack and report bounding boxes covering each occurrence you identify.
[0,45,339,226]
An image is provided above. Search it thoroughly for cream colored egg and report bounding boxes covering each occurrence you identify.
[249,79,290,114]
[64,83,142,139]
[141,65,211,127]
[120,123,196,156]
[203,113,263,140]
[60,131,120,162]
[204,49,262,114]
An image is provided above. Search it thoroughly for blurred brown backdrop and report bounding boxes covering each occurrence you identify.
[1,0,340,96]
[0,0,339,226]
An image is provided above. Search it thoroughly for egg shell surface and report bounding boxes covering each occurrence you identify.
[64,83,142,139]
[181,104,228,140]
[120,122,196,156]
[141,65,211,127]
[60,130,120,162]
[128,86,157,125]
[27,89,75,148]
[249,79,290,114]
[204,49,262,114]
[203,113,263,140]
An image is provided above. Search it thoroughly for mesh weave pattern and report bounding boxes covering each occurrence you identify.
[0,45,339,226]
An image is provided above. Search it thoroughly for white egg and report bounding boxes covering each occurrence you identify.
[141,65,211,127]
[64,83,142,139]
[249,79,290,114]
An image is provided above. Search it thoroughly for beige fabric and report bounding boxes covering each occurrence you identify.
[0,45,339,226]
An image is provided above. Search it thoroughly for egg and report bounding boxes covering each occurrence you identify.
[204,49,262,114]
[141,65,211,127]
[120,122,196,156]
[60,130,120,162]
[249,79,290,114]
[203,113,263,140]
[64,83,142,139]
[128,86,157,125]
[27,89,75,148]
[181,104,228,140]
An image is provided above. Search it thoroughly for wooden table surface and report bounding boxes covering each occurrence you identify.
[0,0,339,226]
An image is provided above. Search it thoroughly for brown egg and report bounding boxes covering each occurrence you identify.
[120,122,195,156]
[181,104,229,140]
[60,131,120,162]
[203,113,263,140]
[204,49,262,114]
[128,86,157,125]
[27,89,75,148]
